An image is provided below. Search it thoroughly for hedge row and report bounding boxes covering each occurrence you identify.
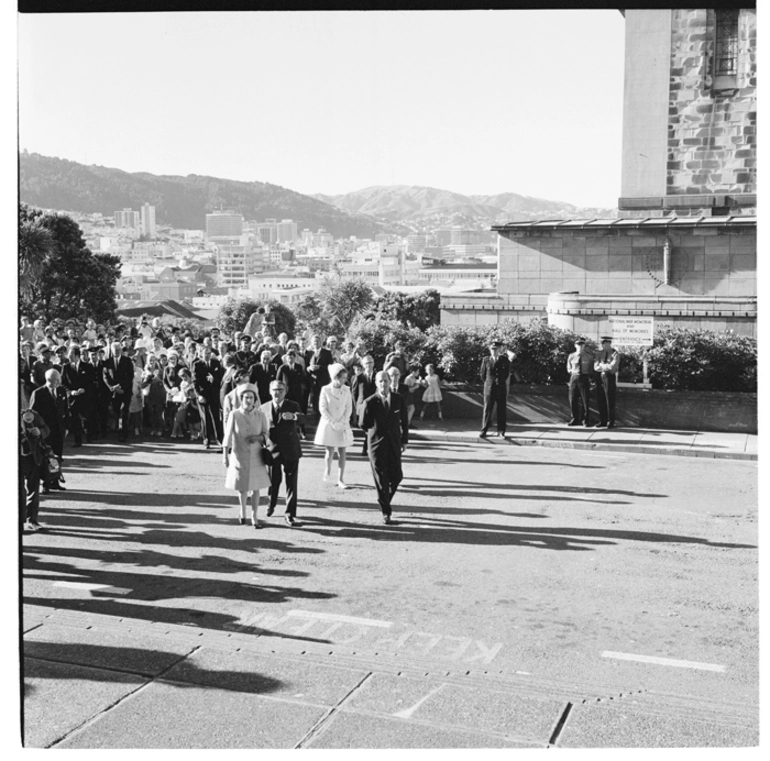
[346,318,757,393]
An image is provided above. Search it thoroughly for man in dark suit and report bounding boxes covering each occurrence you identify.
[61,345,96,446]
[479,340,512,438]
[352,354,377,455]
[30,368,69,492]
[305,334,333,415]
[102,341,134,441]
[249,349,277,406]
[193,344,224,445]
[360,371,409,524]
[261,380,304,526]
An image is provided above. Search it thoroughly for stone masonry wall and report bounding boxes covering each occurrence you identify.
[667,8,757,199]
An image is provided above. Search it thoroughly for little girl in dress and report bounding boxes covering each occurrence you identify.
[419,364,443,420]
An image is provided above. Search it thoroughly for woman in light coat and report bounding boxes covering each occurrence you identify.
[222,383,271,528]
[314,363,354,488]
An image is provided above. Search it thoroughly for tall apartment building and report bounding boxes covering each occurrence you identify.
[115,208,140,229]
[256,219,278,245]
[450,227,481,245]
[141,203,156,238]
[216,237,263,288]
[276,219,298,243]
[206,211,244,241]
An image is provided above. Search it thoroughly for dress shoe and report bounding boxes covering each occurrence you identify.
[567,421,579,427]
[284,515,297,527]
[42,486,50,495]
[582,422,590,427]
[238,517,245,525]
[382,514,392,525]
[607,422,616,429]
[594,422,607,428]
[51,484,67,491]
[266,505,275,517]
[479,431,487,438]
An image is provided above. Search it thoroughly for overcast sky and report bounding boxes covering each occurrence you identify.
[18,10,626,208]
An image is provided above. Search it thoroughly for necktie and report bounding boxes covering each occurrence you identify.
[383,395,390,413]
[273,404,280,424]
[50,387,56,402]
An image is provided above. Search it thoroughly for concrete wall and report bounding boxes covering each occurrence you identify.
[497,227,756,299]
[621,9,672,199]
[432,384,756,434]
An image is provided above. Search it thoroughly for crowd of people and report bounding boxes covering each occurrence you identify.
[19,312,429,531]
[20,310,620,533]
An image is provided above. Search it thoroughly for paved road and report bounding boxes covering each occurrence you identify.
[22,436,758,748]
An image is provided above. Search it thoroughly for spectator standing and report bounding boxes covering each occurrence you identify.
[566,337,595,427]
[403,364,422,426]
[314,363,354,488]
[61,346,95,446]
[142,364,167,437]
[479,340,511,438]
[20,408,50,531]
[305,335,333,415]
[103,341,135,441]
[129,353,145,436]
[31,344,53,388]
[193,344,224,446]
[383,341,409,377]
[30,368,69,492]
[20,341,36,409]
[352,354,378,455]
[250,350,277,408]
[594,336,621,428]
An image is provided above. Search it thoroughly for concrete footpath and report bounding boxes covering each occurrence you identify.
[407,419,758,460]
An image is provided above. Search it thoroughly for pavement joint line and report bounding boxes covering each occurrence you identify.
[547,701,573,746]
[294,671,374,749]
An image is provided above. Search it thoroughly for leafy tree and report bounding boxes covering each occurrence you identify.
[216,297,296,338]
[19,204,120,323]
[315,275,375,336]
[346,317,428,369]
[294,292,327,336]
[371,289,441,330]
[19,211,54,299]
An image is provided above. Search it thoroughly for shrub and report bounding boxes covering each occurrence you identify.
[640,327,757,392]
[346,317,428,368]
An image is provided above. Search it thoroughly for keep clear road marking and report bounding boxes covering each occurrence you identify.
[602,651,726,673]
[53,582,132,595]
[287,609,393,628]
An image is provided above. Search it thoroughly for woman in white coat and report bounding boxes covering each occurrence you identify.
[222,383,271,528]
[314,363,354,488]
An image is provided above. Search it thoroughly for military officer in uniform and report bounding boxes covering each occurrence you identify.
[479,340,511,438]
[566,337,595,427]
[594,336,621,428]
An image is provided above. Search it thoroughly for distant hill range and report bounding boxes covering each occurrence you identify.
[19,153,616,239]
[19,152,401,238]
[312,185,617,231]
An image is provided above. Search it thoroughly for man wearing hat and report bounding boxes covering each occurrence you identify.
[594,336,621,428]
[32,343,54,388]
[234,334,257,370]
[479,340,511,438]
[566,337,595,427]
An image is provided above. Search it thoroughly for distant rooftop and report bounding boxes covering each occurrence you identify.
[492,216,757,231]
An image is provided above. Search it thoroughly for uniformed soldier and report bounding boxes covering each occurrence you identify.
[566,337,595,427]
[479,340,511,438]
[594,336,621,428]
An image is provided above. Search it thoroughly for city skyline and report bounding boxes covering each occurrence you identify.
[18,10,626,208]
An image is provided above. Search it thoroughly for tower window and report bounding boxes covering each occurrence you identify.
[713,9,739,89]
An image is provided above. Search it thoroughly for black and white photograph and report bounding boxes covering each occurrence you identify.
[14,1,760,752]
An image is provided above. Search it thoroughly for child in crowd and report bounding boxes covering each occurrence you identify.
[404,364,422,426]
[419,363,443,420]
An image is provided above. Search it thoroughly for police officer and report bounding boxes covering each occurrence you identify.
[566,337,595,427]
[594,336,620,428]
[479,340,511,438]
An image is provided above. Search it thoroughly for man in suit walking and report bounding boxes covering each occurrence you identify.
[102,341,134,441]
[249,349,277,406]
[360,370,409,524]
[61,345,96,446]
[30,368,69,492]
[352,354,377,455]
[261,379,305,527]
[479,340,512,438]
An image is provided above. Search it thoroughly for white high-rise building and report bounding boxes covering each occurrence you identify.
[114,208,140,229]
[141,203,156,238]
[206,212,244,241]
[276,219,298,243]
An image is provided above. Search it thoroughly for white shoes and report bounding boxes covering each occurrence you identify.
[323,473,330,483]
[337,481,348,489]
